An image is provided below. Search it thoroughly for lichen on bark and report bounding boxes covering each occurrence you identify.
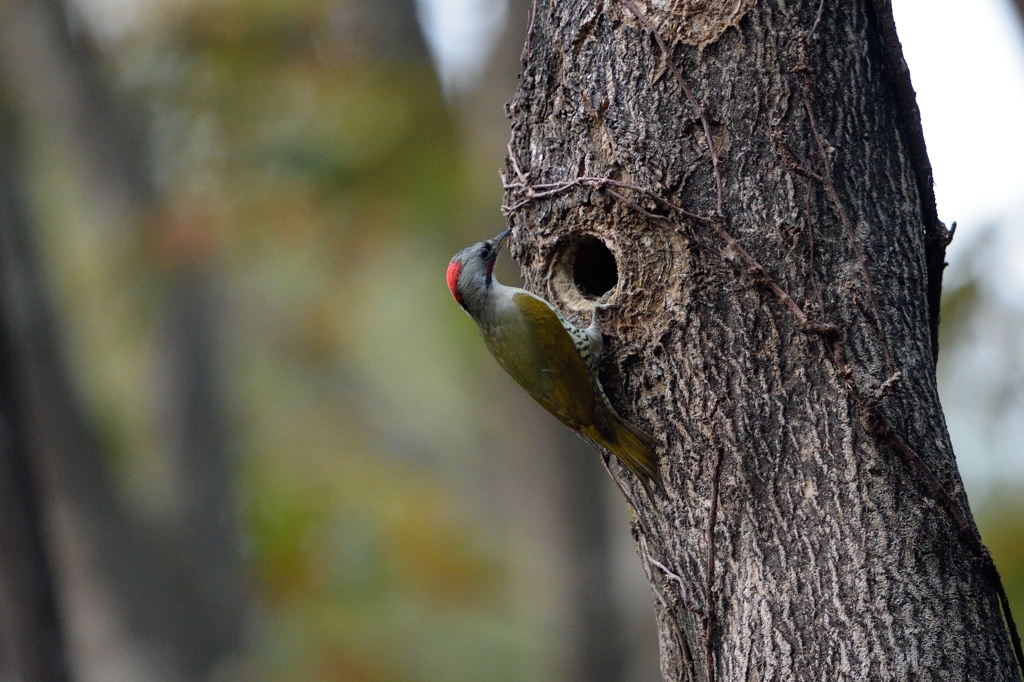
[503,0,1020,679]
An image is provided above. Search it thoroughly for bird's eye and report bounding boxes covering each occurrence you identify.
[479,246,490,258]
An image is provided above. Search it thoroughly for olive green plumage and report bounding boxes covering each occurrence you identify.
[447,229,664,500]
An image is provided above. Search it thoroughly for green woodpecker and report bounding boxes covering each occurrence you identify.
[447,228,665,500]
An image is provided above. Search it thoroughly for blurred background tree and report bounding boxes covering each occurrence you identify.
[0,0,1020,680]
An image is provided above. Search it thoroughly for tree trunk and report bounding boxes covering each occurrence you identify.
[0,121,70,682]
[1012,0,1024,32]
[503,0,1020,679]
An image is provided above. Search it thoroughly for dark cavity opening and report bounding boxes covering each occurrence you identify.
[572,236,618,299]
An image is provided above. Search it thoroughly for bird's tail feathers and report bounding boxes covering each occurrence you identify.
[593,416,666,502]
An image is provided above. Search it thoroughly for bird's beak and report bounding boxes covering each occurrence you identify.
[489,228,511,254]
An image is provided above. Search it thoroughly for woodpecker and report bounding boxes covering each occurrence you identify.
[447,228,665,500]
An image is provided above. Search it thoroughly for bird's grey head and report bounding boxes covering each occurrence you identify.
[447,228,510,316]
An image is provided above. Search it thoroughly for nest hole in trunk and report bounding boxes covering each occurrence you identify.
[550,234,620,310]
[571,236,618,299]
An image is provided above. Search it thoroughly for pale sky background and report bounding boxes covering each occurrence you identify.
[893,0,1024,223]
[417,0,509,96]
[891,0,1024,299]
[888,0,1024,494]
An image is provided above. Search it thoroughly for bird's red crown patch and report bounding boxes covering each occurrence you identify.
[446,259,463,304]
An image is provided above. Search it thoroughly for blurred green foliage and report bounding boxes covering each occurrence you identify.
[939,235,1024,634]
[18,0,547,680]
[979,492,1024,623]
[155,3,529,679]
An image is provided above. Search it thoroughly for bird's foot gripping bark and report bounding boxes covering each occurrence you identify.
[589,289,619,327]
[586,300,618,356]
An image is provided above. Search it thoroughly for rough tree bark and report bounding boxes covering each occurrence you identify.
[1013,0,1024,31]
[503,0,1020,680]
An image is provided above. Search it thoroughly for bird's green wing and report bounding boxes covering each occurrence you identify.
[513,293,598,430]
[511,293,663,499]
